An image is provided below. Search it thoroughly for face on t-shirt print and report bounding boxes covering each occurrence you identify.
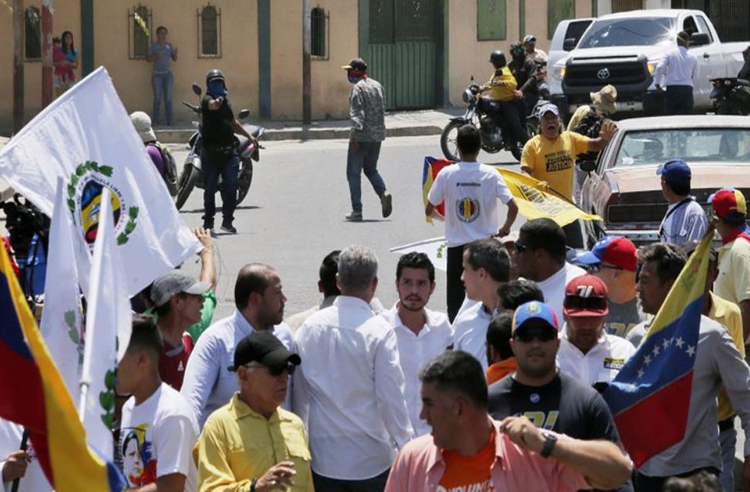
[121,424,157,487]
[544,150,573,173]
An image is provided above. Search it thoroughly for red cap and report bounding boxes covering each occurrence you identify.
[563,275,609,318]
[576,236,637,272]
[709,188,747,223]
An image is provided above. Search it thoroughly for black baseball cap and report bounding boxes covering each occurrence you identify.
[227,331,301,372]
[342,58,367,71]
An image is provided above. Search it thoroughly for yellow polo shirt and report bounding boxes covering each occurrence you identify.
[482,67,518,102]
[195,394,314,492]
[521,132,590,201]
[715,237,750,339]
[710,293,745,422]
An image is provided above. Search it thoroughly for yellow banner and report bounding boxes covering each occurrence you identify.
[497,168,601,227]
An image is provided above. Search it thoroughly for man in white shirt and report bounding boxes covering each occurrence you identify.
[181,263,295,427]
[294,245,414,492]
[515,218,586,322]
[654,30,698,115]
[0,419,49,492]
[453,238,511,371]
[426,124,518,321]
[557,275,636,389]
[381,252,452,437]
[116,316,199,491]
[285,250,341,333]
[523,34,548,66]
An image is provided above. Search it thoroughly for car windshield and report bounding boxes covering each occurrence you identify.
[578,17,674,48]
[613,129,750,168]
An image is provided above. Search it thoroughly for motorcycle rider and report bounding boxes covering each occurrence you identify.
[508,42,540,117]
[522,35,548,66]
[480,50,529,152]
[200,69,258,234]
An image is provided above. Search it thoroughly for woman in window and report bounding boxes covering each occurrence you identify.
[55,30,79,96]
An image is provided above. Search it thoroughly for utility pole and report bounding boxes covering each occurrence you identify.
[13,0,25,133]
[41,0,53,108]
[302,0,311,125]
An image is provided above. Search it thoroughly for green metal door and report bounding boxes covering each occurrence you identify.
[364,0,439,109]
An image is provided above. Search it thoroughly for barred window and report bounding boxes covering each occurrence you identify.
[477,0,507,41]
[198,4,222,58]
[311,7,329,59]
[24,6,41,61]
[128,5,152,59]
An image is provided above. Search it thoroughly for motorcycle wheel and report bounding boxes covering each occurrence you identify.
[175,163,199,211]
[510,146,523,162]
[717,102,743,115]
[526,120,539,138]
[236,160,254,206]
[440,121,465,161]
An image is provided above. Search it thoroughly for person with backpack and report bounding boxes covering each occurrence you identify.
[566,85,618,204]
[130,111,178,197]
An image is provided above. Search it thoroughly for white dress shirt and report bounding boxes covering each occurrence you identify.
[452,301,494,371]
[293,296,415,480]
[535,263,587,325]
[557,328,636,386]
[655,46,698,88]
[0,420,51,492]
[381,304,453,437]
[180,309,295,428]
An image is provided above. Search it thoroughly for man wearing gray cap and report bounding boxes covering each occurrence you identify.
[150,271,211,390]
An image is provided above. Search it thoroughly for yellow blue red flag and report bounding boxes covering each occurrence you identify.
[0,241,125,490]
[603,230,712,467]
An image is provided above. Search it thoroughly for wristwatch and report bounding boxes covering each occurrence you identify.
[249,478,258,492]
[540,431,557,458]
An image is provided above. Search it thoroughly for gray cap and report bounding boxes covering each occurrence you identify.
[130,111,156,143]
[150,271,210,307]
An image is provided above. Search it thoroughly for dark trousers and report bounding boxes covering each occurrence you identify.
[346,141,387,214]
[664,85,694,115]
[201,146,239,227]
[312,469,389,492]
[634,466,719,492]
[447,245,465,323]
[498,99,529,146]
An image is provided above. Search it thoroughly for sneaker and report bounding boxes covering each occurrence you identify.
[381,192,393,218]
[345,212,363,222]
[220,223,237,234]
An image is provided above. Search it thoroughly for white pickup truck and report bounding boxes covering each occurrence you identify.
[548,9,747,119]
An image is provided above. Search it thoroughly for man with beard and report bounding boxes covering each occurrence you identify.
[181,263,295,427]
[382,252,452,436]
[488,301,634,492]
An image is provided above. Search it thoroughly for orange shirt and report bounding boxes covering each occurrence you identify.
[439,431,496,492]
[486,358,517,386]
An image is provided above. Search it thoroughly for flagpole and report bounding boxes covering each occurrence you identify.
[78,188,111,421]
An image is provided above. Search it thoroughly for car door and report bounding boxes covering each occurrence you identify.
[684,14,724,108]
[548,19,595,97]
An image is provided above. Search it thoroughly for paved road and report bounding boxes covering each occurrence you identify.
[171,136,520,321]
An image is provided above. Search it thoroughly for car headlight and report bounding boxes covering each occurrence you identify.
[551,64,566,81]
[647,61,660,74]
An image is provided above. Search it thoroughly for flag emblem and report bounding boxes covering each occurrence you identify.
[456,198,480,223]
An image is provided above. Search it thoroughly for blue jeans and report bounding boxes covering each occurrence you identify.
[201,147,239,227]
[152,71,173,124]
[346,140,386,214]
[719,424,736,492]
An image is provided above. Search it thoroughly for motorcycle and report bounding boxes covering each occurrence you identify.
[710,77,750,115]
[440,78,546,162]
[175,84,265,211]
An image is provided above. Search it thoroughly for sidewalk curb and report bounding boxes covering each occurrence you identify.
[155,124,444,144]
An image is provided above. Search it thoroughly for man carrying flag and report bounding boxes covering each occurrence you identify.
[603,241,750,492]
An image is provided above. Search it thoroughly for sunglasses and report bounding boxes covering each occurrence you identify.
[247,361,297,377]
[563,294,608,312]
[514,327,557,343]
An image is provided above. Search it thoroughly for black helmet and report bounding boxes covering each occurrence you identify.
[510,42,525,57]
[206,69,225,86]
[489,50,507,68]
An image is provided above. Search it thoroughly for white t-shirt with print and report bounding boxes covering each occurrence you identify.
[119,383,200,492]
[427,161,514,247]
[536,263,587,325]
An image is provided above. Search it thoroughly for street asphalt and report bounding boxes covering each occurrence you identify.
[171,135,520,322]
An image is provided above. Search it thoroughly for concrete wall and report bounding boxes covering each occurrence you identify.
[0,2,81,127]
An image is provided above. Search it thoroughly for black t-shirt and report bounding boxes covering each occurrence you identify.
[488,372,633,492]
[200,95,235,147]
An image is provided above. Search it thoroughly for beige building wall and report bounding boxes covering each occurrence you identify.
[93,0,259,122]
[0,3,81,127]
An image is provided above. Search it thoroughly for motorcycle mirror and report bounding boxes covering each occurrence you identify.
[580,160,597,173]
[192,83,202,96]
[470,75,474,83]
[238,109,250,119]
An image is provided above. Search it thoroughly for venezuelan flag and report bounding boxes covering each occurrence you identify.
[422,157,452,223]
[603,231,712,467]
[0,242,125,490]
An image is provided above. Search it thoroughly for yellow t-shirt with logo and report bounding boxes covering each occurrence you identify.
[521,132,591,201]
[482,67,517,102]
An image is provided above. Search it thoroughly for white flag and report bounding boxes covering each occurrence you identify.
[39,178,84,400]
[0,67,200,296]
[79,188,132,459]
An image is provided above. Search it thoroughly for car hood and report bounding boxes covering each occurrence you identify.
[606,164,750,194]
[569,45,671,62]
